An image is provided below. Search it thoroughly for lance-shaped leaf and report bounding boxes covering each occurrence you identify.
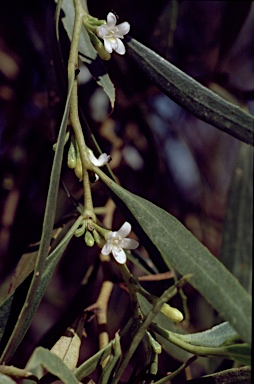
[150,323,251,366]
[0,72,75,364]
[126,37,254,145]
[97,172,252,345]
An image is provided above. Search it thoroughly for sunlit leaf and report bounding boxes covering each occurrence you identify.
[98,172,252,345]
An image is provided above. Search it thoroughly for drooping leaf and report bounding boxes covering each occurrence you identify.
[220,143,253,293]
[26,347,79,384]
[97,172,252,345]
[58,0,115,108]
[126,37,254,145]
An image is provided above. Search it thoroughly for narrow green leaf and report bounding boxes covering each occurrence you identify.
[26,347,79,384]
[126,38,254,145]
[150,323,251,366]
[220,143,253,293]
[0,73,75,364]
[74,341,113,381]
[0,217,83,363]
[98,172,252,345]
[59,0,115,108]
[174,322,238,347]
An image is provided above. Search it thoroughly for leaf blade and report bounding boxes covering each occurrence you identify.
[126,37,254,145]
[98,173,252,345]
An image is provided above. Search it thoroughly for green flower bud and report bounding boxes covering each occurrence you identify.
[85,231,95,247]
[160,303,184,323]
[87,29,111,61]
[67,140,77,169]
[146,331,162,354]
[92,229,106,247]
[74,158,83,179]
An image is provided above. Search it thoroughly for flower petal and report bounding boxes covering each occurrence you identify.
[114,39,126,55]
[112,248,127,264]
[117,222,131,238]
[97,24,107,39]
[107,12,116,27]
[104,38,113,53]
[101,242,111,255]
[121,238,139,250]
[88,149,109,167]
[116,22,130,36]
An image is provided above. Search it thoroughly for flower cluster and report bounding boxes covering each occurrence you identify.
[101,222,139,264]
[97,12,130,55]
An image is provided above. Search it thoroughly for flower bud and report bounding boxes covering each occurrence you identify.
[160,303,184,323]
[84,231,95,247]
[88,30,111,60]
[74,158,83,180]
[147,331,162,354]
[67,140,77,169]
[93,229,106,247]
[95,41,111,61]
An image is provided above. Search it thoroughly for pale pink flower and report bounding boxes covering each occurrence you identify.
[101,222,139,264]
[97,12,130,55]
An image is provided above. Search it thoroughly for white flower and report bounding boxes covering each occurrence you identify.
[88,148,110,167]
[97,12,130,55]
[101,222,139,264]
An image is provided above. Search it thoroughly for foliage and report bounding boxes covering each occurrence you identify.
[0,0,252,383]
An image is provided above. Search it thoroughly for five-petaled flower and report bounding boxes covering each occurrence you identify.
[101,222,139,264]
[97,12,130,55]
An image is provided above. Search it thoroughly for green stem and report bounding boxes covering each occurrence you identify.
[118,264,143,320]
[112,277,186,384]
[68,0,95,221]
